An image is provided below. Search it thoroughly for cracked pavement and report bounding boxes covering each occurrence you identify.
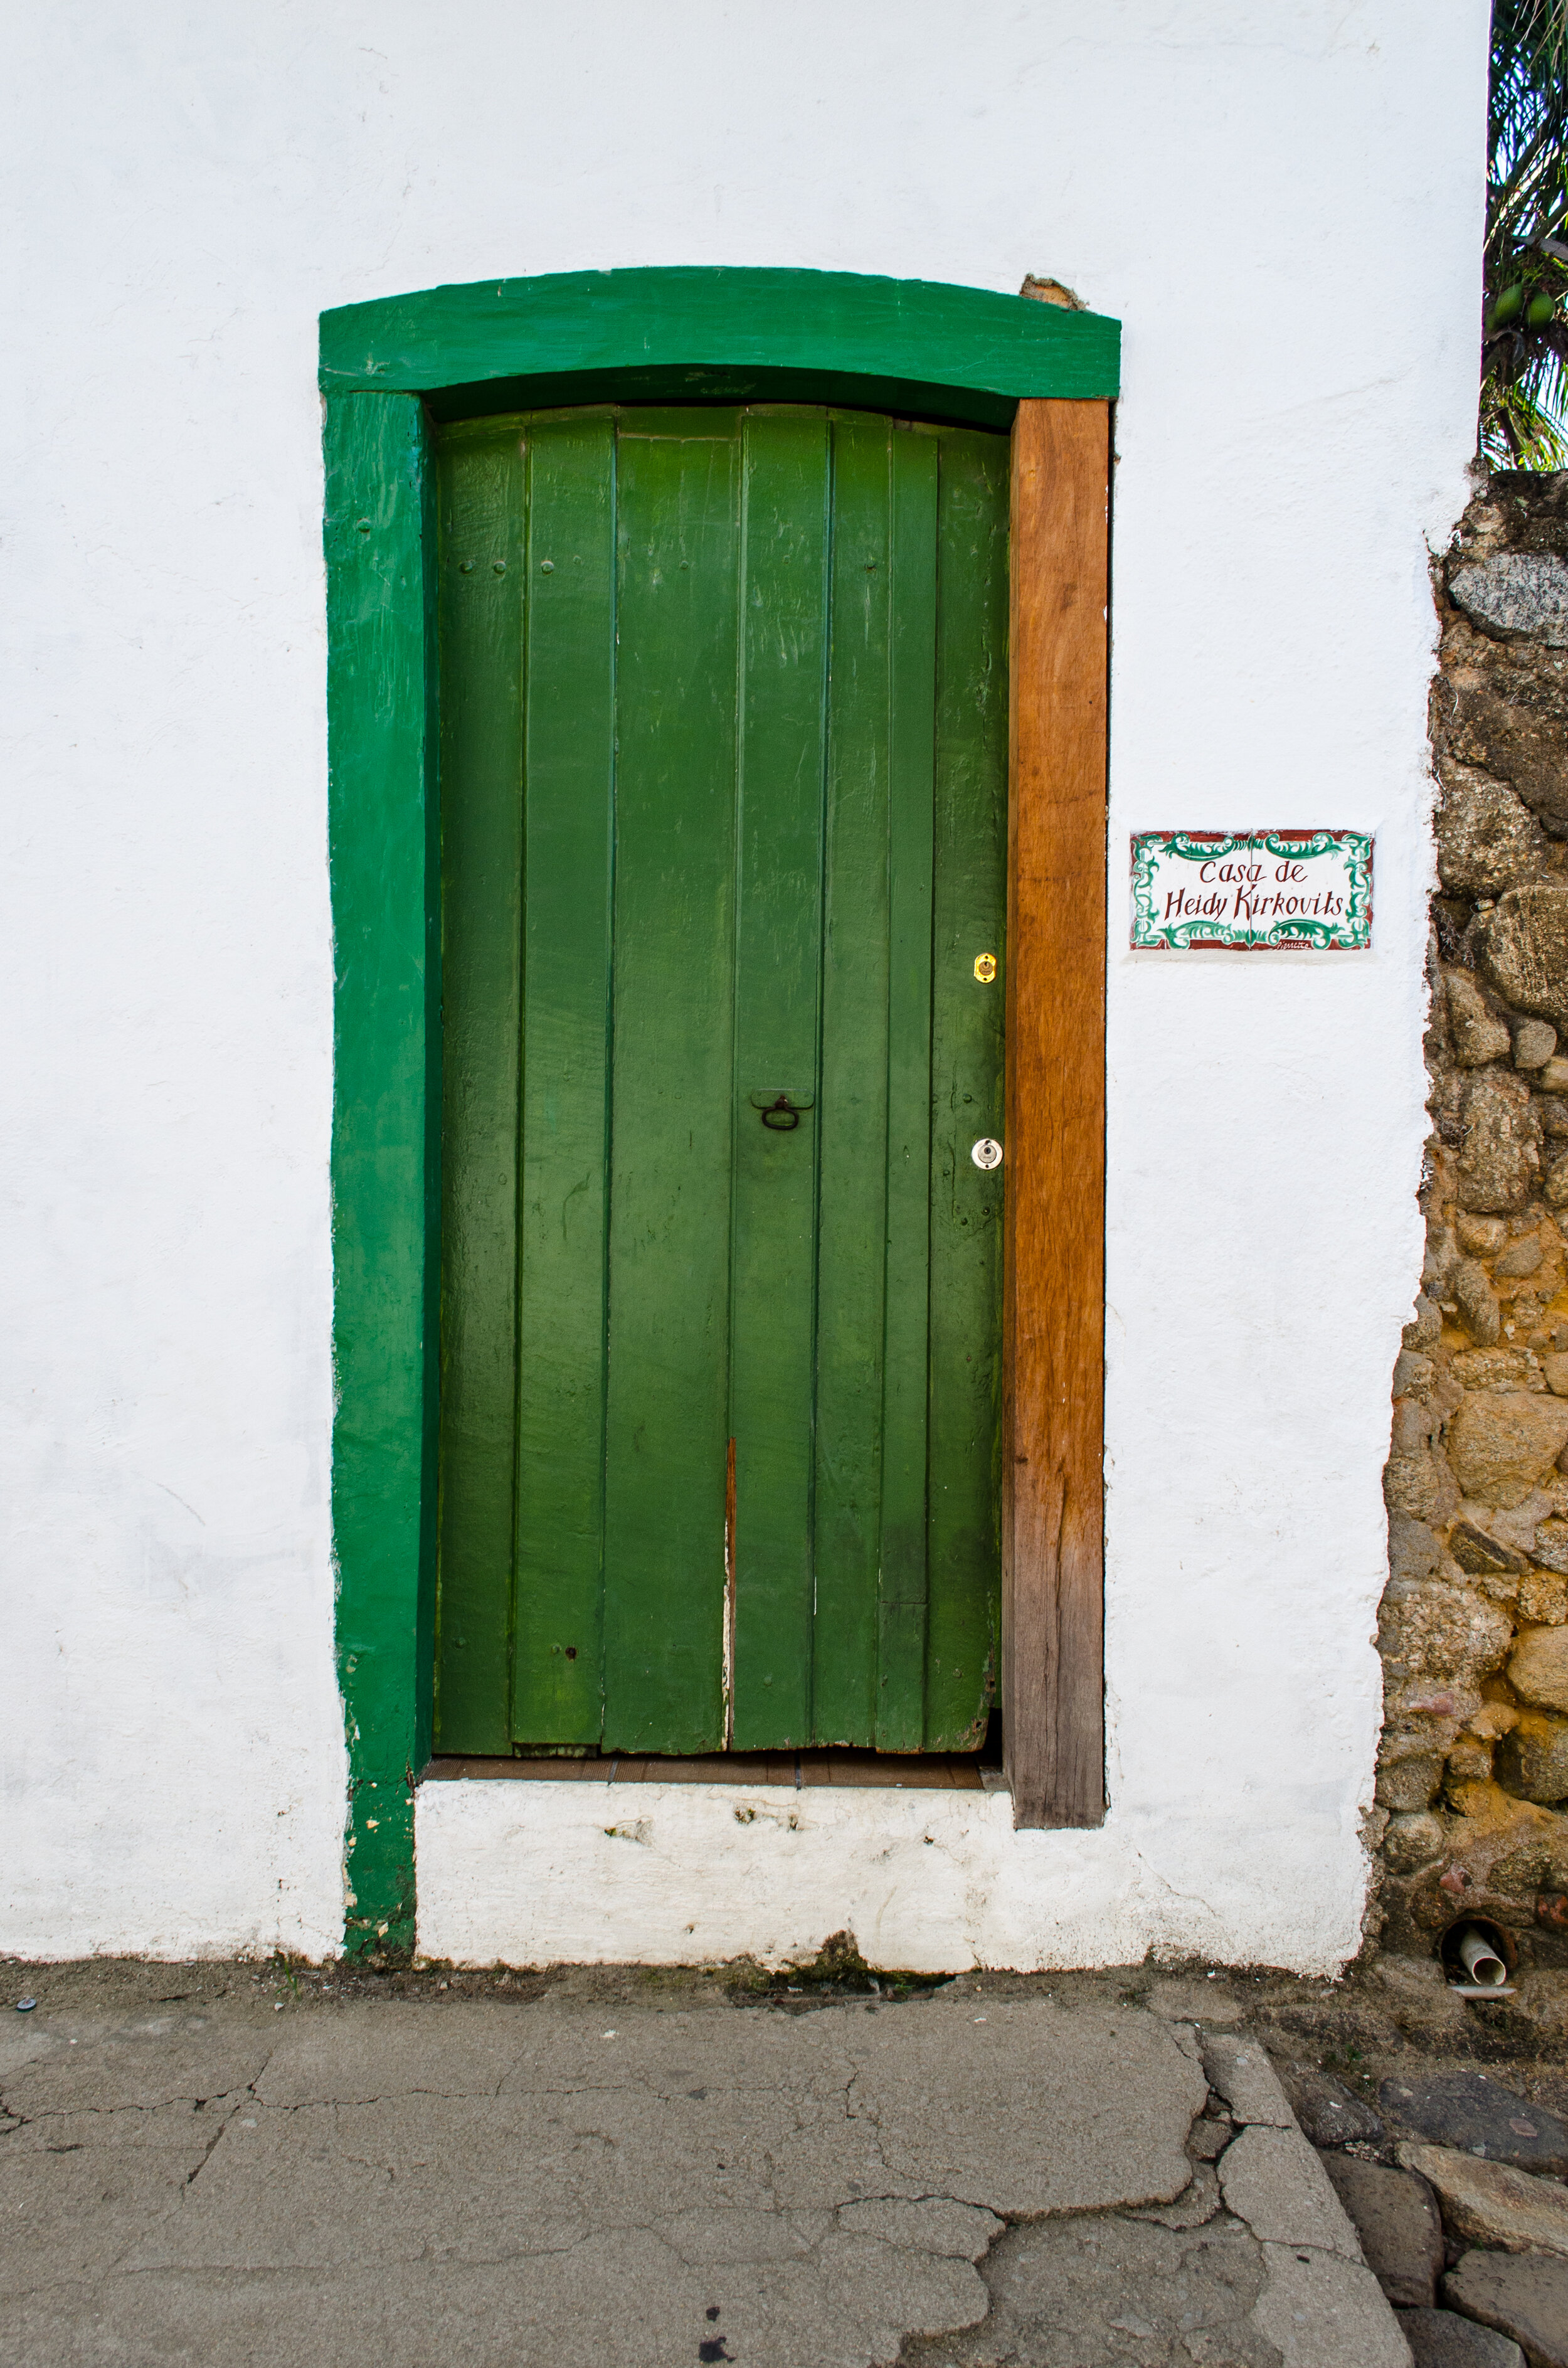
[0,1967,1407,2366]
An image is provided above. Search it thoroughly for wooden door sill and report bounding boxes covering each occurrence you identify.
[423,1749,1008,1792]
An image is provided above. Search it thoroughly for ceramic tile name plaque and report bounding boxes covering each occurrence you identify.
[1130,831,1373,950]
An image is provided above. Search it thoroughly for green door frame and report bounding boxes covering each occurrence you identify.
[323,267,1120,1956]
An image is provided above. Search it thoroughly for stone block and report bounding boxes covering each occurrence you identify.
[1399,2307,1526,2367]
[1437,773,1550,900]
[1446,1736,1495,1792]
[1461,1017,1515,1067]
[1397,2143,1568,2258]
[1454,1349,1539,1393]
[1459,1215,1511,1255]
[1396,1396,1443,1454]
[1497,1236,1546,1277]
[1282,2068,1384,2150]
[1547,1155,1568,1209]
[1384,1812,1446,1874]
[1408,1293,1446,1350]
[1450,553,1568,644]
[1457,1070,1543,1211]
[1451,1519,1528,1577]
[1456,1260,1504,1344]
[1443,2248,1568,2368]
[1479,890,1568,1032]
[1391,1517,1446,1581]
[1448,1394,1568,1509]
[1387,1681,1479,1741]
[1379,2071,1568,2176]
[1542,1057,1568,1095]
[1449,969,1515,1068]
[1495,1711,1568,1805]
[1533,1520,1568,1574]
[1378,1756,1445,1812]
[1380,1581,1515,1683]
[1448,653,1568,835]
[1425,1222,1462,1288]
[1510,1625,1568,1712]
[1387,1447,1463,1524]
[1320,2154,1443,2307]
[1515,1022,1558,1071]
[1412,1787,1568,1939]
[1517,1569,1568,1622]
[1479,1489,1560,1554]
[1502,1970,1568,2050]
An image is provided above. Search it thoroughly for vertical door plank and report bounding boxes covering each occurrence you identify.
[876,427,940,1750]
[434,426,525,1755]
[926,428,1010,1750]
[1004,399,1110,1828]
[729,409,831,1751]
[812,414,893,1747]
[511,413,617,1744]
[602,413,743,1753]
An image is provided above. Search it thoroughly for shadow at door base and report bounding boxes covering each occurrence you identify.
[422,1748,1007,1792]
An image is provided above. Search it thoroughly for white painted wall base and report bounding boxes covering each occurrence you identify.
[416,1775,1369,1978]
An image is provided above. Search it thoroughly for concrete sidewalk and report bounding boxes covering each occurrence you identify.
[0,1967,1408,2367]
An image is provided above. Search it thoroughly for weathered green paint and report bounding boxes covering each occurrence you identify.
[812,413,896,1746]
[433,406,1007,1756]
[512,412,618,1746]
[926,430,1011,1746]
[877,430,940,1749]
[320,267,1120,429]
[728,410,830,1749]
[326,390,439,1953]
[601,413,739,1752]
[433,425,522,1756]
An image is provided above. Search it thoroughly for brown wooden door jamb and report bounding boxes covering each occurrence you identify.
[1004,397,1110,1829]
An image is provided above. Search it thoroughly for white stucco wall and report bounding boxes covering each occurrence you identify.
[3,0,1486,1966]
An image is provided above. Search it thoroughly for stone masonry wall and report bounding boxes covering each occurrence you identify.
[1379,469,1568,1968]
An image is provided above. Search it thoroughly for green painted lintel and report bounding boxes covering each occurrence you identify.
[326,388,440,1957]
[319,267,1120,420]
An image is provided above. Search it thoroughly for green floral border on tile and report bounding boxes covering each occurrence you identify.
[1130,830,1374,951]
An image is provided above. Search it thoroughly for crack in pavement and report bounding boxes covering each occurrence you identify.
[0,1997,1407,2368]
[175,2050,274,2205]
[182,2114,233,2194]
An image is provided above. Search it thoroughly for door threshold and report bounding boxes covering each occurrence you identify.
[425,1748,1006,1792]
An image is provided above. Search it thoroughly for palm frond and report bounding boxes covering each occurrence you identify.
[1482,1,1568,466]
[1482,355,1568,467]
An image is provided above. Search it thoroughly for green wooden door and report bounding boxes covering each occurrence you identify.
[434,404,1007,1758]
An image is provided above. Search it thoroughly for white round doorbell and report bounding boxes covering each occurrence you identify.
[970,1137,1003,1171]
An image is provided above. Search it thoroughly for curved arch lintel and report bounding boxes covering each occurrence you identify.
[320,265,1120,430]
